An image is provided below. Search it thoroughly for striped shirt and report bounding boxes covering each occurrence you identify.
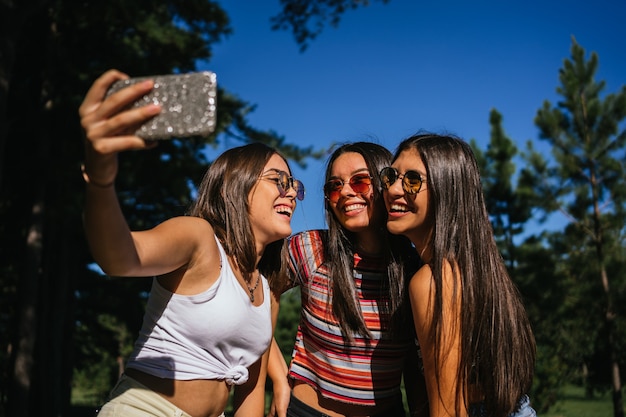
[286,230,412,406]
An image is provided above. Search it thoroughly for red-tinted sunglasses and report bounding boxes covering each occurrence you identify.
[324,173,372,203]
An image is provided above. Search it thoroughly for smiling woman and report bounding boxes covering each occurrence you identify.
[267,142,427,417]
[382,133,536,417]
[79,69,305,417]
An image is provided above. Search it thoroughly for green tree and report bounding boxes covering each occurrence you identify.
[523,37,626,417]
[274,288,302,364]
[472,110,569,411]
[472,109,533,269]
[515,232,571,412]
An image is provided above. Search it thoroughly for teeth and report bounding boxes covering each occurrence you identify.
[275,206,293,216]
[345,204,365,212]
[390,204,408,212]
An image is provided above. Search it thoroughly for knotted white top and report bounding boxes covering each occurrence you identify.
[126,236,272,385]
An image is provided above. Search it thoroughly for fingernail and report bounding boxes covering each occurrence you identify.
[145,104,161,114]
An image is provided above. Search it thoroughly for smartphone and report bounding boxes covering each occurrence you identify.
[105,71,217,140]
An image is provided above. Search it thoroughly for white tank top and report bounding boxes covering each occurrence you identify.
[126,236,272,385]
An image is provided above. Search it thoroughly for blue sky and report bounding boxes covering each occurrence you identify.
[200,0,626,235]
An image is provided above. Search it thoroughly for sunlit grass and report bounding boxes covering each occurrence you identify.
[543,384,618,417]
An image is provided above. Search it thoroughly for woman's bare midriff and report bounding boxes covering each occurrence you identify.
[125,368,230,417]
[292,380,401,417]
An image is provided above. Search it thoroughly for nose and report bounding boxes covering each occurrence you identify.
[385,176,404,197]
[285,178,305,201]
[284,188,295,200]
[283,180,298,200]
[284,181,297,200]
[339,181,357,198]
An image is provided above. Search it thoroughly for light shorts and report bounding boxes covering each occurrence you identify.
[95,374,226,417]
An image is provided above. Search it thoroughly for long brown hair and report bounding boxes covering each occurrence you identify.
[188,143,290,290]
[394,133,535,416]
[324,141,418,340]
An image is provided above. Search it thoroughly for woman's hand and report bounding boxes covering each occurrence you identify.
[267,380,290,417]
[266,337,291,417]
[79,69,162,185]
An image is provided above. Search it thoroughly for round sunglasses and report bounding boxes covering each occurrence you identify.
[323,173,372,203]
[379,167,424,194]
[260,169,305,201]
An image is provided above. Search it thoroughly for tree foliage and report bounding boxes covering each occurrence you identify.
[472,111,569,411]
[522,37,626,416]
[472,109,533,269]
[0,1,325,416]
[271,0,390,50]
[473,40,626,413]
[274,288,302,362]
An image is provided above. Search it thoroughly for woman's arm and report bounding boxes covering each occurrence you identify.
[80,70,216,279]
[80,70,158,275]
[409,263,465,417]
[267,338,291,417]
[267,291,291,417]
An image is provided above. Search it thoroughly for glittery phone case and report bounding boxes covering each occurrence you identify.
[105,71,217,140]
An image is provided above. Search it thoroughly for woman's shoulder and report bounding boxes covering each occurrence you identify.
[142,216,220,293]
[160,215,214,230]
[289,229,327,248]
[409,264,434,295]
[288,229,327,277]
[155,216,217,252]
[291,229,327,240]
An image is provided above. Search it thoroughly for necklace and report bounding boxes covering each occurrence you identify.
[246,273,261,302]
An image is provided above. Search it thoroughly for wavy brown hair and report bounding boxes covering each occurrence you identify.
[393,133,535,416]
[188,143,290,291]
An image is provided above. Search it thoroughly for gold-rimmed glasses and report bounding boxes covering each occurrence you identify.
[260,169,305,201]
[379,167,424,195]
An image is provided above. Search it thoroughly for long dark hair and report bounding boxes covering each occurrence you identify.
[394,133,535,416]
[188,143,290,290]
[324,141,418,340]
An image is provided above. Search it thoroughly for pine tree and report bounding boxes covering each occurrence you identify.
[524,37,626,417]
